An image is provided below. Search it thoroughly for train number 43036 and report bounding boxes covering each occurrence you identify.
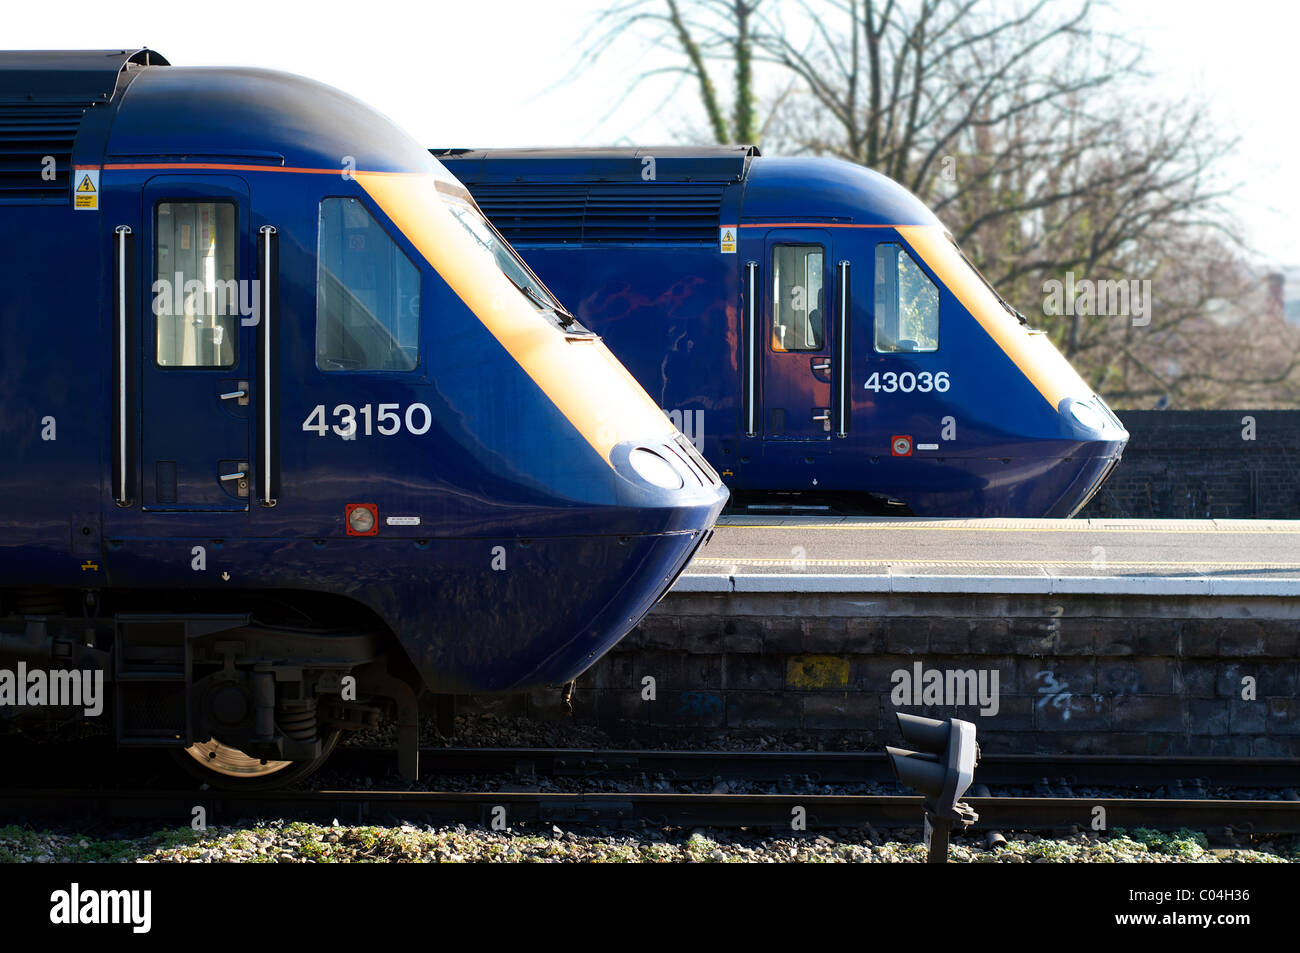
[302,402,433,438]
[864,371,950,394]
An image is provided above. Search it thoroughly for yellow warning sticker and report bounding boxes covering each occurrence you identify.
[720,226,736,254]
[73,169,99,210]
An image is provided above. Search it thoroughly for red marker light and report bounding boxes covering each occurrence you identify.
[346,503,378,536]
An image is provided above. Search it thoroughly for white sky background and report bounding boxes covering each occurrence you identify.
[8,0,1298,265]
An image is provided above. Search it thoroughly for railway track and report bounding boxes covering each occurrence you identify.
[0,786,1296,834]
[327,747,1297,790]
[15,739,1296,789]
[1,743,1294,834]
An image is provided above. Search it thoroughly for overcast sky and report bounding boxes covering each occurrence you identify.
[10,0,1298,266]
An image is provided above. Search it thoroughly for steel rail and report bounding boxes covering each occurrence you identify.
[327,747,1297,789]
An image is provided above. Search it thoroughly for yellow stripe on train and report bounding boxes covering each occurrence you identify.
[357,172,673,464]
[900,225,1094,411]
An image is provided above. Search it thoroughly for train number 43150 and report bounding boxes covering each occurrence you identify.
[302,402,433,438]
[864,371,950,393]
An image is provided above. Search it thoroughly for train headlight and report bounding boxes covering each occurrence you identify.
[628,448,683,490]
[1068,401,1106,433]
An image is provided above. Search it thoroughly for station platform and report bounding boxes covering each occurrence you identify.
[678,517,1300,594]
[547,516,1300,758]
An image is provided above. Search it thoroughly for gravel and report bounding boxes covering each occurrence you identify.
[0,822,1292,863]
[7,711,1294,864]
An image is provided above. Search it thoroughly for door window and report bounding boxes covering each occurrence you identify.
[771,244,825,352]
[154,202,238,368]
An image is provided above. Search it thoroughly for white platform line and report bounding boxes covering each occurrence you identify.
[674,572,1300,596]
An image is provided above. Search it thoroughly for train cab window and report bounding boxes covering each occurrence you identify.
[316,197,421,372]
[155,202,238,368]
[874,243,939,352]
[443,201,586,333]
[771,245,825,351]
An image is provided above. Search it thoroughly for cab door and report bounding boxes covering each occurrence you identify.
[137,176,254,510]
[761,230,832,441]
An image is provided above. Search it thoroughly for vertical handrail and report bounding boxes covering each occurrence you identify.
[259,225,278,506]
[836,260,850,438]
[744,260,758,437]
[114,225,134,507]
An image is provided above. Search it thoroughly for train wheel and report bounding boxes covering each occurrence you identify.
[174,730,341,789]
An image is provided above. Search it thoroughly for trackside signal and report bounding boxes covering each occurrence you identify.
[885,712,980,862]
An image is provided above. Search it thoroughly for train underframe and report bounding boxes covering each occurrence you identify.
[0,587,428,788]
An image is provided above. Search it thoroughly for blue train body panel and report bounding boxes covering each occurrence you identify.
[1,53,726,720]
[438,147,1128,517]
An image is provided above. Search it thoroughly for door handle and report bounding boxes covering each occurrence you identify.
[114,224,135,508]
[835,260,850,438]
[258,226,278,506]
[744,260,758,437]
[812,360,831,371]
[220,380,249,406]
[219,461,250,499]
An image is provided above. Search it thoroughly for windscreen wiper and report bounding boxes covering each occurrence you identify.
[515,279,578,329]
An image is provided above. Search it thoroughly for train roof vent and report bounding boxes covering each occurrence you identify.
[0,104,87,202]
[0,49,168,204]
[471,182,724,245]
[473,184,587,243]
[584,185,724,243]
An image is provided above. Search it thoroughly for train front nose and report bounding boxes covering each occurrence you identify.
[1044,396,1129,517]
[496,435,727,691]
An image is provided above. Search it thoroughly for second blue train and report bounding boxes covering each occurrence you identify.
[436,146,1128,518]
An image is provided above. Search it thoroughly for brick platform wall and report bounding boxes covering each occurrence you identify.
[495,592,1300,757]
[1080,410,1300,518]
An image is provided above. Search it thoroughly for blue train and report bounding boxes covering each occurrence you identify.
[0,52,726,785]
[436,147,1129,517]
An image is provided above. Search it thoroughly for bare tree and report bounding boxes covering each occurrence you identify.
[581,0,764,143]
[577,0,1300,407]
